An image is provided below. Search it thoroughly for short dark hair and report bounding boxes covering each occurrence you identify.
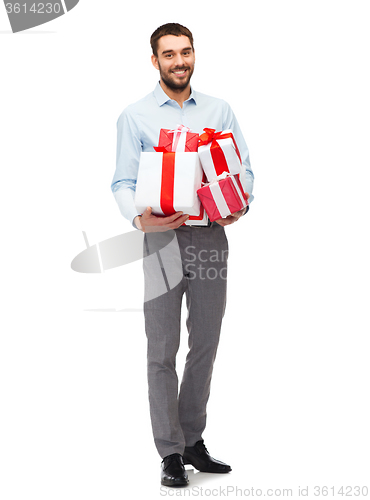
[150,23,194,57]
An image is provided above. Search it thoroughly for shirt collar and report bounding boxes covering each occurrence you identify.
[154,81,197,107]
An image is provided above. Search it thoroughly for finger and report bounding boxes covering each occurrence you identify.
[223,215,237,225]
[144,214,189,232]
[168,214,190,228]
[143,207,179,222]
[163,211,186,223]
[142,206,152,217]
[231,208,245,217]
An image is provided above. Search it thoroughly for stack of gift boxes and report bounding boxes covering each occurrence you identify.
[134,125,248,225]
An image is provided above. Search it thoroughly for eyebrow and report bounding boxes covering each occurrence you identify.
[161,47,193,55]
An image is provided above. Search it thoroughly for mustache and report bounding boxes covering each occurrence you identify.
[172,66,190,71]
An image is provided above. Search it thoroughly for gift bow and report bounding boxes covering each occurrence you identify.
[168,124,192,152]
[198,128,229,146]
[202,171,231,187]
[168,124,191,135]
[202,171,248,203]
[153,125,193,153]
[198,128,242,164]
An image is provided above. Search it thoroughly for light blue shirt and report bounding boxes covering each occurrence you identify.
[111,82,254,227]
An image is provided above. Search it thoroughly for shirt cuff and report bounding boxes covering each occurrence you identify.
[133,215,142,230]
[113,187,142,227]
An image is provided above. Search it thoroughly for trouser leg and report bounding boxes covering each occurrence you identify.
[178,224,229,446]
[143,225,228,457]
[143,231,188,458]
[144,281,187,458]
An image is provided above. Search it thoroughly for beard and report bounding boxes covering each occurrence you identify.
[158,62,194,91]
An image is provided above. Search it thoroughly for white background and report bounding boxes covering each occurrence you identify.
[1,1,369,498]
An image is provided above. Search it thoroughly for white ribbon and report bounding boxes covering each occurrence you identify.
[229,174,246,206]
[168,124,191,152]
[209,182,231,218]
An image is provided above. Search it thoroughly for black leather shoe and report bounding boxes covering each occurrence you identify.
[183,440,231,473]
[161,453,189,487]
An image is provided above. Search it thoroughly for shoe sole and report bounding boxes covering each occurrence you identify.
[183,458,231,473]
[161,478,189,487]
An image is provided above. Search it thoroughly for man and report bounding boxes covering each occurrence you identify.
[111,23,254,487]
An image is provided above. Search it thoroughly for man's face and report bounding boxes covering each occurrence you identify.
[152,35,195,91]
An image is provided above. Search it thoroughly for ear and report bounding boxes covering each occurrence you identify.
[151,54,159,70]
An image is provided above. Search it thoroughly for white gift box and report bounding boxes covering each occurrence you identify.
[135,152,209,226]
[198,128,242,182]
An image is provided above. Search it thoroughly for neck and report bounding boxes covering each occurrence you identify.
[159,79,191,108]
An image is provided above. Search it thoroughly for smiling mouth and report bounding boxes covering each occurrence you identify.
[172,69,188,76]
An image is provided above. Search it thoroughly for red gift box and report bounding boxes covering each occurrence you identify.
[197,173,248,222]
[158,124,199,152]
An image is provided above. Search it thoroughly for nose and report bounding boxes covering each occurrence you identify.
[173,53,186,67]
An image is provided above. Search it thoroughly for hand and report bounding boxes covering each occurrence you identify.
[214,192,250,227]
[135,206,189,232]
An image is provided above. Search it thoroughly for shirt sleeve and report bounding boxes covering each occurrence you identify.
[222,101,254,203]
[111,108,143,228]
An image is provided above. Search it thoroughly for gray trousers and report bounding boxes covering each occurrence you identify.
[143,223,228,458]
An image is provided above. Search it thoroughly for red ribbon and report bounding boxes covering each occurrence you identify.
[157,151,176,215]
[154,146,207,222]
[198,128,224,146]
[154,146,171,153]
[198,128,242,175]
[187,170,207,221]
